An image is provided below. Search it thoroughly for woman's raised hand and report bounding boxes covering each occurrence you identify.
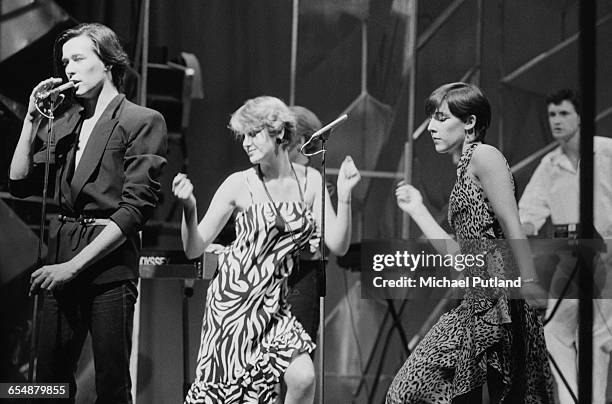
[172,173,196,208]
[395,181,424,216]
[336,156,361,201]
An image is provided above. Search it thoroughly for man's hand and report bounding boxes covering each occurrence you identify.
[28,77,63,120]
[30,262,79,295]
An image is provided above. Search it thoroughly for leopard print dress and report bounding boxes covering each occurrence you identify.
[386,143,553,403]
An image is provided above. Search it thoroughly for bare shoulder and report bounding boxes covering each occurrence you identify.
[222,170,250,191]
[304,165,323,183]
[471,143,509,173]
[302,165,323,205]
[304,165,324,196]
[212,170,256,211]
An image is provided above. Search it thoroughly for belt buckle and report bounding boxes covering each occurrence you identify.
[552,223,579,240]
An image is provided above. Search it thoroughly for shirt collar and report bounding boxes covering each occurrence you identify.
[550,146,577,173]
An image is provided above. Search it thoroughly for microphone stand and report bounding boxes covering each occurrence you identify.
[317,132,327,404]
[28,95,64,385]
[300,114,347,404]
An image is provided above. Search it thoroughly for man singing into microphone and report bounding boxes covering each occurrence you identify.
[9,23,167,403]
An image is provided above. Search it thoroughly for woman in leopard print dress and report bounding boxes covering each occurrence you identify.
[387,83,553,403]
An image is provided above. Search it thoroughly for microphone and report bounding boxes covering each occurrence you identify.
[310,114,348,139]
[300,114,348,157]
[36,81,76,101]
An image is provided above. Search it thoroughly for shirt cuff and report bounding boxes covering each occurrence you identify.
[110,206,144,236]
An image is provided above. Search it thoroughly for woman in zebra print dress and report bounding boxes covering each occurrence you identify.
[173,96,361,403]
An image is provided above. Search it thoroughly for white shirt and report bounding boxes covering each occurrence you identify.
[74,115,100,169]
[518,136,612,238]
[521,137,612,359]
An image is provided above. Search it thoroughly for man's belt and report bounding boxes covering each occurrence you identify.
[552,223,580,239]
[58,214,111,226]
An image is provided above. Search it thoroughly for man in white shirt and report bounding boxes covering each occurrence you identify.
[519,89,612,404]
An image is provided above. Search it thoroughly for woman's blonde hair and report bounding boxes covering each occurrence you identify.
[229,96,296,148]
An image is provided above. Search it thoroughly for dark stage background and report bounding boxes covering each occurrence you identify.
[51,0,612,242]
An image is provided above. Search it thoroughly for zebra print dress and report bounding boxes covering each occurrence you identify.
[185,173,316,403]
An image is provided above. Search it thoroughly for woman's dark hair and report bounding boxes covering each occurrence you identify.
[289,105,322,154]
[53,23,130,91]
[546,88,581,115]
[425,82,491,141]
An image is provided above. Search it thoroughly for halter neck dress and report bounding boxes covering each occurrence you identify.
[386,143,553,403]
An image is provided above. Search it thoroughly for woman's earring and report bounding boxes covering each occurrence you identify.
[465,128,475,141]
[277,129,285,145]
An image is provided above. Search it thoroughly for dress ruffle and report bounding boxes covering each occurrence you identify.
[185,320,315,403]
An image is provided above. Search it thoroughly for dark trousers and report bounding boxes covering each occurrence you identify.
[287,260,321,341]
[36,279,138,404]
